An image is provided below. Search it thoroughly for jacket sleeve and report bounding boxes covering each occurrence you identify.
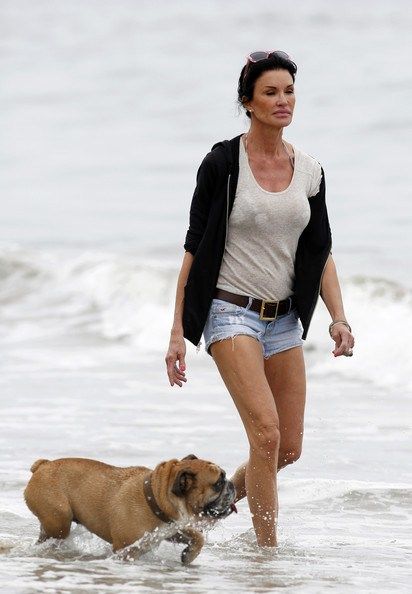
[293,167,332,339]
[300,167,332,253]
[183,153,217,256]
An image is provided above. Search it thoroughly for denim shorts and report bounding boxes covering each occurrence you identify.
[203,298,303,358]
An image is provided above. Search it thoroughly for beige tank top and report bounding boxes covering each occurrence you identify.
[216,137,322,301]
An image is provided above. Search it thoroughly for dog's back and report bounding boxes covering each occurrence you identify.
[24,457,151,544]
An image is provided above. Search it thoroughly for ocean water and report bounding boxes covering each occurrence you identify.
[1,0,411,592]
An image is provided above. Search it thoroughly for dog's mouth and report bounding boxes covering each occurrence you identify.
[201,482,238,518]
[202,500,238,518]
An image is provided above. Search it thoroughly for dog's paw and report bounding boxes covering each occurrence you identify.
[181,545,200,565]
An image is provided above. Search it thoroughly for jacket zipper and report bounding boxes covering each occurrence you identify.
[224,173,231,250]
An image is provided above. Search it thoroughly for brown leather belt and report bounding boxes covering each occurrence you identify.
[214,289,295,321]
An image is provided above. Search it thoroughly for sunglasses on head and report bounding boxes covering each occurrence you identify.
[246,50,292,63]
[242,50,293,83]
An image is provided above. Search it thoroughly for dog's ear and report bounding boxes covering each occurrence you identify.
[172,470,196,497]
[181,454,198,461]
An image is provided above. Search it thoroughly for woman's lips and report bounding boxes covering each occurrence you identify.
[274,111,291,116]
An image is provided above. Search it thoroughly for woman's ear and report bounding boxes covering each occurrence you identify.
[241,95,251,112]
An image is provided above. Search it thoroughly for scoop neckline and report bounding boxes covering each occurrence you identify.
[240,134,298,195]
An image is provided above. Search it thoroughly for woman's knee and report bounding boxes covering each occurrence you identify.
[248,421,281,462]
[278,445,302,467]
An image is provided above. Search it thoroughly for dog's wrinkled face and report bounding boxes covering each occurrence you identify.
[170,455,237,518]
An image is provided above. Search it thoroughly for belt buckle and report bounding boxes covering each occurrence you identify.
[259,300,279,321]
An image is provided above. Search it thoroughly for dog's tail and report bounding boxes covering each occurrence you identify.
[30,459,49,473]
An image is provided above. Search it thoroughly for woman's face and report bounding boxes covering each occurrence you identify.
[244,68,295,128]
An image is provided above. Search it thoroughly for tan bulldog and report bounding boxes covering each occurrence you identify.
[24,454,237,564]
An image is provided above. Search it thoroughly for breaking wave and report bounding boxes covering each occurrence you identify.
[1,245,411,388]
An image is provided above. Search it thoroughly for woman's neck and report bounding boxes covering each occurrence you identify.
[245,122,285,158]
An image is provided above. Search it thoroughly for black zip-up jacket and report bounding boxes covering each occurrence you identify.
[182,134,332,347]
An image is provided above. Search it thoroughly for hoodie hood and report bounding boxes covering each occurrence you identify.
[210,134,243,174]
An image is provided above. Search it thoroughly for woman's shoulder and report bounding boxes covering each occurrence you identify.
[292,144,322,173]
[291,144,323,197]
[199,134,242,176]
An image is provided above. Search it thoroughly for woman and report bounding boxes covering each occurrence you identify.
[165,51,355,548]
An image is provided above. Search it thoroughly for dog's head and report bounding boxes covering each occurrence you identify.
[153,455,237,520]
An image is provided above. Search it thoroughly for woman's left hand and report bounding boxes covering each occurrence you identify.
[330,323,355,358]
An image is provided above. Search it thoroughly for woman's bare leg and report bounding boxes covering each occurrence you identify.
[231,346,306,501]
[211,335,280,547]
[267,346,306,467]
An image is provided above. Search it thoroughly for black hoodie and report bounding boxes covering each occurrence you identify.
[182,134,332,348]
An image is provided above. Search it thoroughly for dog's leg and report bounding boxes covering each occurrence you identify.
[37,526,50,544]
[115,545,144,561]
[34,505,72,543]
[113,534,155,561]
[37,517,72,542]
[179,527,204,565]
[166,530,192,544]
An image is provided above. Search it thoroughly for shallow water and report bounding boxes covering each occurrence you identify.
[1,357,411,592]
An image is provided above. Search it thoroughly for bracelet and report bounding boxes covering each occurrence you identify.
[329,320,352,337]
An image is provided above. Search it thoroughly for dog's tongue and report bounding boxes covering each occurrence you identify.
[230,503,238,513]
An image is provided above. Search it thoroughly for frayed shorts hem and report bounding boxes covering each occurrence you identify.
[205,332,303,358]
[205,331,257,357]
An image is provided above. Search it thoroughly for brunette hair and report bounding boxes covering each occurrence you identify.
[237,54,298,118]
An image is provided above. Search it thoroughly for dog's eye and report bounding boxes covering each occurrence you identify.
[213,473,225,492]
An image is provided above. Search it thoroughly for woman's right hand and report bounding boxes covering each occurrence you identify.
[165,332,187,387]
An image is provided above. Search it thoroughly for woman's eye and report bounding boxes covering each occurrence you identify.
[266,90,294,96]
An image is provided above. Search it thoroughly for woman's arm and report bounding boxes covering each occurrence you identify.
[165,251,194,387]
[165,150,219,384]
[320,255,355,357]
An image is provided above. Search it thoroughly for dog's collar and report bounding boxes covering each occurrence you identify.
[143,472,174,524]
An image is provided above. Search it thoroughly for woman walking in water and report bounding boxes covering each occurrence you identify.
[166,51,354,547]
